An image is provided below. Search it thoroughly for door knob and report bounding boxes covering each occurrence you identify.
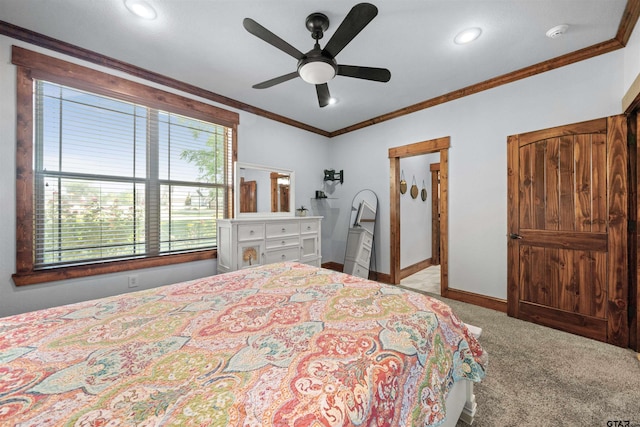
[509,233,522,240]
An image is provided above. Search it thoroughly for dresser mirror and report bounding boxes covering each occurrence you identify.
[234,162,295,217]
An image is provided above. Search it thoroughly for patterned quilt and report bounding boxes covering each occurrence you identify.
[0,262,486,427]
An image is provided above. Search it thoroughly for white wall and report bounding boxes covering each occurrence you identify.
[624,21,640,96]
[237,114,330,206]
[329,50,625,300]
[0,35,329,317]
[0,32,629,316]
[400,153,439,268]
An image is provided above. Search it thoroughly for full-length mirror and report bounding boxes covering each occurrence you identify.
[234,162,295,217]
[344,189,378,279]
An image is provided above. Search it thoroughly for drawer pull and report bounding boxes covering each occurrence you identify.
[249,230,255,235]
[281,254,286,260]
[307,226,311,230]
[281,240,286,245]
[281,227,286,232]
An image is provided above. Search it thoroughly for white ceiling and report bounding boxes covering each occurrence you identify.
[0,0,628,133]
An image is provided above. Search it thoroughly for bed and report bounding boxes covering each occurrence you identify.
[0,262,486,426]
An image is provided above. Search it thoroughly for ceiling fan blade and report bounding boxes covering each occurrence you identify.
[316,83,331,108]
[322,3,378,58]
[337,65,391,82]
[243,18,304,60]
[252,72,299,89]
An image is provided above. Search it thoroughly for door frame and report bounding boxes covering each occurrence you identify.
[628,111,640,351]
[507,116,630,347]
[389,136,449,291]
[430,163,441,265]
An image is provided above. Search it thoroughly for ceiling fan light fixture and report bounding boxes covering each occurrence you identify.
[124,0,157,20]
[244,3,388,106]
[454,27,482,44]
[298,59,336,85]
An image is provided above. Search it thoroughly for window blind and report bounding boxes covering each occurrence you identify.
[34,80,231,269]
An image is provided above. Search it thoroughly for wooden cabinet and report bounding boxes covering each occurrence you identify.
[343,227,373,279]
[217,217,322,274]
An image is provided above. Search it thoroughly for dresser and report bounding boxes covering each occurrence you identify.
[216,216,322,274]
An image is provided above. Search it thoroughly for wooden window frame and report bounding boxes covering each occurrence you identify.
[12,46,238,286]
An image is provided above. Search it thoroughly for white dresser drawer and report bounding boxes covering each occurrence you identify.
[300,220,319,234]
[265,247,300,264]
[266,221,300,237]
[266,236,299,250]
[238,224,265,241]
[352,245,371,265]
[345,228,370,254]
[343,259,369,279]
[361,231,373,248]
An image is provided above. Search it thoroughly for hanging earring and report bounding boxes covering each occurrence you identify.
[400,170,407,194]
[421,180,427,201]
[410,175,419,199]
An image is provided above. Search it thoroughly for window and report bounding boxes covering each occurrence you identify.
[13,47,238,285]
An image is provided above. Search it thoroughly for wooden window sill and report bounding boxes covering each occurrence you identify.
[13,250,216,286]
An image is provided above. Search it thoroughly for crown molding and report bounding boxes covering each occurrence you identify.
[1,0,638,138]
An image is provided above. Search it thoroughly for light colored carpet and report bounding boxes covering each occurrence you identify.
[396,285,640,427]
[400,265,440,294]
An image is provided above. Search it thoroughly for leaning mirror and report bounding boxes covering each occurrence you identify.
[234,162,295,217]
[344,189,378,278]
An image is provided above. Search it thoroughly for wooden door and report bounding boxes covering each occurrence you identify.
[279,184,290,212]
[630,112,640,352]
[270,172,290,212]
[507,116,629,347]
[240,178,257,213]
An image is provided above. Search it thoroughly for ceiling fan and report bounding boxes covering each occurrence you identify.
[243,2,391,108]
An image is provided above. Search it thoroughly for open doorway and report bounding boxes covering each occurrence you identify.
[397,154,440,294]
[388,137,450,295]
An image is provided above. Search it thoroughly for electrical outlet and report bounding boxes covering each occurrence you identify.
[127,275,139,288]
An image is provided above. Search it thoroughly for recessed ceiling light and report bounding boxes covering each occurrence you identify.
[124,0,157,20]
[546,24,569,39]
[454,27,482,45]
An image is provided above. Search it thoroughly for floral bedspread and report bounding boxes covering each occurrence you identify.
[0,262,486,426]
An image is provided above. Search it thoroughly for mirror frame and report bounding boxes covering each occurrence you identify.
[234,162,295,218]
[349,190,378,232]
